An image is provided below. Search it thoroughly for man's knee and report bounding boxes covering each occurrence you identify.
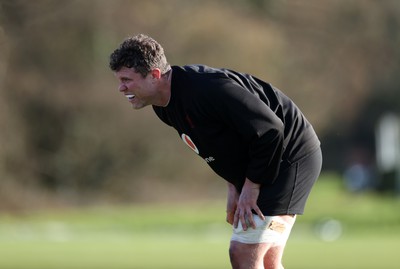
[264,245,285,269]
[229,241,268,269]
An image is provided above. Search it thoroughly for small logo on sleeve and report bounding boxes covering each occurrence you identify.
[181,133,199,154]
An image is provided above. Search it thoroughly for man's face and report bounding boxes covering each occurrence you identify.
[114,67,157,110]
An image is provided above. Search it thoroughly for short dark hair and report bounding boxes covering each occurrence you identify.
[109,34,170,77]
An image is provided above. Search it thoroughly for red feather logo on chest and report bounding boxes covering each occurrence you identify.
[181,133,199,154]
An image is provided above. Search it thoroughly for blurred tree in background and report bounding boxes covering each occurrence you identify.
[0,0,399,210]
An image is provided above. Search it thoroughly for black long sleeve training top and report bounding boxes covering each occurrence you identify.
[153,65,320,191]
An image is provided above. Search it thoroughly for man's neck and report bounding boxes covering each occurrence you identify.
[160,69,172,107]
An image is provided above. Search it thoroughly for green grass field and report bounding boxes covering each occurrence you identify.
[1,174,399,269]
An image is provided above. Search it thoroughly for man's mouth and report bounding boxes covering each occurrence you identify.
[125,94,135,100]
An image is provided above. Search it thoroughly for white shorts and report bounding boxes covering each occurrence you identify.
[231,215,296,245]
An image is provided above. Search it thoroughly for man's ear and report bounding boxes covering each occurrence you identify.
[150,68,162,79]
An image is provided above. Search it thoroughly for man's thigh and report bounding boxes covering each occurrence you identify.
[229,215,296,268]
[231,215,296,245]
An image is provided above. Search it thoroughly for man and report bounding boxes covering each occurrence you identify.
[109,34,322,269]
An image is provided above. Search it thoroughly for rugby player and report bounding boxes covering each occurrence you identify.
[109,34,322,269]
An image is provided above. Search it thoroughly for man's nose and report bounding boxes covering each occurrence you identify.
[118,84,127,92]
